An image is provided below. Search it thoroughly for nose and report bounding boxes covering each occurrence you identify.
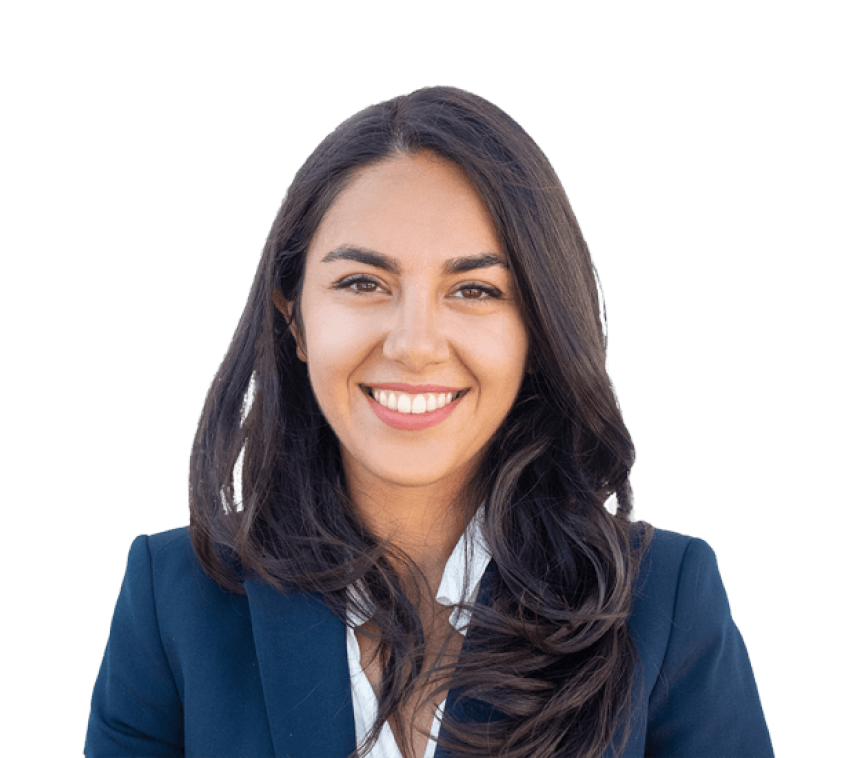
[381,291,451,372]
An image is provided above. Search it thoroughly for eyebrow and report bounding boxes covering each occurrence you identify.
[320,246,508,275]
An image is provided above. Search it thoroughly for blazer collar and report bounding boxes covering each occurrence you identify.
[245,562,502,758]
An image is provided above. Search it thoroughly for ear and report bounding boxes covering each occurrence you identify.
[272,288,308,363]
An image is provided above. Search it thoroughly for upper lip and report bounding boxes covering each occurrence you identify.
[361,382,468,393]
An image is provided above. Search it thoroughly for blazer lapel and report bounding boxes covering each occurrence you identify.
[434,561,504,758]
[244,563,501,758]
[245,579,356,758]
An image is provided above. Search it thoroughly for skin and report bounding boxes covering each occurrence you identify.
[276,151,529,757]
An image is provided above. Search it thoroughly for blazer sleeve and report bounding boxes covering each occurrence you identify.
[85,535,184,757]
[645,537,773,757]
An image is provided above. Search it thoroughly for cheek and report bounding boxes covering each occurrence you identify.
[308,313,359,365]
[460,316,529,396]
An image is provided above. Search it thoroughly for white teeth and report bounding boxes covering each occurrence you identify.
[369,388,463,414]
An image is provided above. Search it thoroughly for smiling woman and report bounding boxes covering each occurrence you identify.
[85,87,774,758]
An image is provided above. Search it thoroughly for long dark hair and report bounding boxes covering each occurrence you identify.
[190,86,651,758]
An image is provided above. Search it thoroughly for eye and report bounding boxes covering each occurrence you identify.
[448,283,502,303]
[333,274,502,303]
[333,274,380,295]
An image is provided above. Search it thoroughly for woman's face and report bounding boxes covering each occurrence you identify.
[290,152,529,495]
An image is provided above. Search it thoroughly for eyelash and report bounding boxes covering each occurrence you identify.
[331,275,503,301]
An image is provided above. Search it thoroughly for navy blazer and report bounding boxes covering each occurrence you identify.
[85,527,773,757]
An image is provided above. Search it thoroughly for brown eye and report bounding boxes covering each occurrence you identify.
[451,283,503,300]
[332,275,385,294]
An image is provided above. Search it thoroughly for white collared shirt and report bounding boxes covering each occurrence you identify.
[346,512,491,758]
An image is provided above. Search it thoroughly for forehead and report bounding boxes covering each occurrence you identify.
[307,152,503,265]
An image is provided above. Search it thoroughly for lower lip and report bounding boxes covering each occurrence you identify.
[366,392,464,431]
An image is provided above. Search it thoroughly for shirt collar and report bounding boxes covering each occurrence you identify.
[347,509,491,634]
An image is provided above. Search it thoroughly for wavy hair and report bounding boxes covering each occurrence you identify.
[190,86,651,758]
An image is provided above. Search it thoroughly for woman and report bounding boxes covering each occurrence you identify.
[85,86,773,758]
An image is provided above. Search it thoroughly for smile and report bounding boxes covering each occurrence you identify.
[360,385,469,431]
[363,387,466,414]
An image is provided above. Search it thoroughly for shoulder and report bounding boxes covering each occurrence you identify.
[140,523,242,585]
[632,526,718,608]
[118,526,253,679]
[121,527,247,637]
[631,526,723,654]
[638,525,714,574]
[133,525,194,565]
[627,527,775,755]
[126,526,237,585]
[629,528,727,685]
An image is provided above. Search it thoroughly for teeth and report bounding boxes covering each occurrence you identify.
[369,388,462,414]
